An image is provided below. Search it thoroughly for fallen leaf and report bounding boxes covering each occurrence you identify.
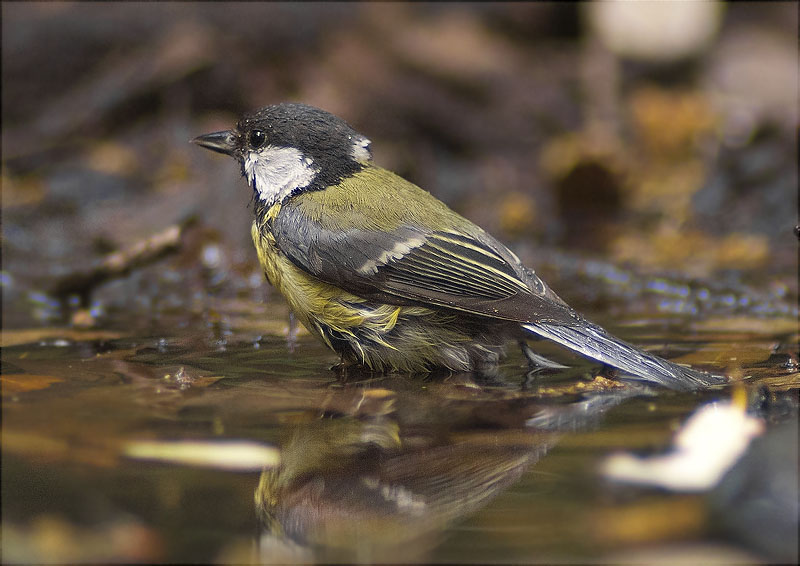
[1,374,64,395]
[1,329,124,348]
[123,439,280,471]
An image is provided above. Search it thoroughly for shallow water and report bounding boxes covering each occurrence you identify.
[2,294,797,564]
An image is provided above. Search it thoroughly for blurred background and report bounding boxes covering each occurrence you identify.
[2,2,797,329]
[2,3,798,564]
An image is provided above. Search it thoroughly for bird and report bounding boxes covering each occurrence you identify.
[193,102,725,390]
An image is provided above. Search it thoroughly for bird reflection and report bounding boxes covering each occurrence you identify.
[255,377,641,563]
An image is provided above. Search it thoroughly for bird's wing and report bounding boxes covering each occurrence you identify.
[269,198,576,324]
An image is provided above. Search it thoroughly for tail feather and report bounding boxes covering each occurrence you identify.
[522,320,726,391]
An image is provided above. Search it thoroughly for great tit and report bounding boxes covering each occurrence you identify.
[193,103,724,390]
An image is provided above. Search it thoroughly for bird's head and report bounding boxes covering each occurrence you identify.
[193,103,372,206]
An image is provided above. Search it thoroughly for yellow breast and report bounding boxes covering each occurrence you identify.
[250,205,406,352]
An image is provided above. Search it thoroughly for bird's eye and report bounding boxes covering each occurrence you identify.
[249,130,267,149]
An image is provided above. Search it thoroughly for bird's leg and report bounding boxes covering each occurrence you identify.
[330,359,351,381]
[522,369,540,390]
[470,365,510,387]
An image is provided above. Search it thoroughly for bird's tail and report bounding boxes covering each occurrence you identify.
[522,320,726,391]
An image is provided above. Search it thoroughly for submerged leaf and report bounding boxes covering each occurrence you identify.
[1,374,64,395]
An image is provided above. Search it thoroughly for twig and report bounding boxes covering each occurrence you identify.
[50,216,198,305]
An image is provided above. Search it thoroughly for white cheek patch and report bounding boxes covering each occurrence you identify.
[244,146,318,205]
[358,236,426,275]
[350,136,372,163]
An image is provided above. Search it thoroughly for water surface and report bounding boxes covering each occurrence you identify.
[3,296,796,563]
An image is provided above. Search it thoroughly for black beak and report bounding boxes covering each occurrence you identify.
[192,130,237,156]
